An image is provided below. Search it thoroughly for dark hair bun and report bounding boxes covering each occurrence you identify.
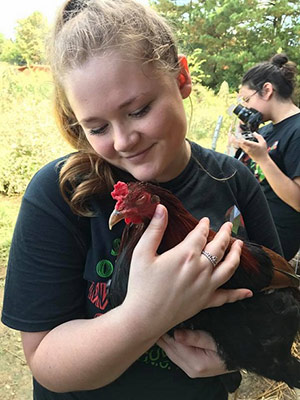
[270,53,297,83]
[270,53,288,68]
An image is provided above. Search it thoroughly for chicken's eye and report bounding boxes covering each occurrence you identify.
[151,195,160,204]
[136,195,147,205]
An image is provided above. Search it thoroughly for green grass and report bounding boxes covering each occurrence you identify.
[0,196,21,267]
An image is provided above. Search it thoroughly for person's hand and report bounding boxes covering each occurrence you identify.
[122,205,252,337]
[228,134,240,150]
[231,132,269,164]
[157,329,231,378]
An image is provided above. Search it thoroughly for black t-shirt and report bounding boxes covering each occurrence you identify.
[240,113,300,260]
[2,142,282,400]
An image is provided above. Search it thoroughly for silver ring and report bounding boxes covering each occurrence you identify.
[201,250,218,267]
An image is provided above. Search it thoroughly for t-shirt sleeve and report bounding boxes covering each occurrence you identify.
[1,158,90,332]
[228,158,283,255]
[283,129,300,179]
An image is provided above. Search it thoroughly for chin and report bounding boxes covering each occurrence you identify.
[129,168,163,183]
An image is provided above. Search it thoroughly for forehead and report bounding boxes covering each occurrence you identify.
[238,85,252,96]
[63,53,173,119]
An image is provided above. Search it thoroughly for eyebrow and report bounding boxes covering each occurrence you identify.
[79,94,147,125]
[79,116,102,124]
[119,95,143,109]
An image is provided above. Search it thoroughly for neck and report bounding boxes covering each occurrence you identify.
[271,101,300,124]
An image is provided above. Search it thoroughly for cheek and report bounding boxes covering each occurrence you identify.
[153,103,186,139]
[85,134,115,158]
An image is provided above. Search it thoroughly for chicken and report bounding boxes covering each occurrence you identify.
[108,180,300,392]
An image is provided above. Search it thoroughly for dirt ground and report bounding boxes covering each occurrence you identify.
[0,262,299,399]
[0,265,32,399]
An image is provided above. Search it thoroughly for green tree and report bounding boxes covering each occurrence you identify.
[0,39,23,64]
[15,11,50,65]
[152,0,300,94]
[0,33,5,54]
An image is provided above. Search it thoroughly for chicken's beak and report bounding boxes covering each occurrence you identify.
[109,209,125,230]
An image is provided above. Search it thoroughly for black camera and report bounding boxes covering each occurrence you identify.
[232,105,263,141]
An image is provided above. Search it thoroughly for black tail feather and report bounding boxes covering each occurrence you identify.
[282,357,300,389]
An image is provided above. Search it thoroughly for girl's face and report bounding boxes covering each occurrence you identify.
[64,53,191,182]
[238,84,273,122]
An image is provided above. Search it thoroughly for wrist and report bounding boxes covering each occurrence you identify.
[119,300,168,343]
[256,153,272,168]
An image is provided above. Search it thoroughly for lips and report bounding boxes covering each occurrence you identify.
[125,144,155,160]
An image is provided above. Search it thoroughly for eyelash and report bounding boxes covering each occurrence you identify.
[129,104,151,118]
[88,104,151,136]
[89,125,108,136]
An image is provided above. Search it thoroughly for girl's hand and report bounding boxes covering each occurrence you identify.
[122,205,252,337]
[157,329,230,378]
[232,132,269,164]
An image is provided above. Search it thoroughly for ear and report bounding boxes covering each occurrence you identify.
[261,82,274,100]
[177,55,192,99]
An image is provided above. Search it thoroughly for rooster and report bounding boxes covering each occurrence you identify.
[108,181,300,392]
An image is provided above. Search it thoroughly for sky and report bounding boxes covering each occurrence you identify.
[0,0,149,39]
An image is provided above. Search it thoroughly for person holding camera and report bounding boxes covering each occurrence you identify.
[232,53,300,261]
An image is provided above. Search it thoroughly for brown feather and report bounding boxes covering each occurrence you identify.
[111,181,300,291]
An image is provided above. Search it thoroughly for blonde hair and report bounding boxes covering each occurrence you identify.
[48,0,179,215]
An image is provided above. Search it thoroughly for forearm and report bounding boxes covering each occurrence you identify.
[259,155,300,211]
[24,305,163,392]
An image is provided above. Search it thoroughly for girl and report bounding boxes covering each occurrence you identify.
[2,1,281,399]
[233,53,300,260]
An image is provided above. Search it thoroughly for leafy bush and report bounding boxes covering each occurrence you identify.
[0,64,71,195]
[186,81,237,152]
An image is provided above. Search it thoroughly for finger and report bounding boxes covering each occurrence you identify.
[179,217,210,254]
[174,329,218,352]
[205,222,232,262]
[133,204,168,260]
[157,336,189,372]
[206,288,253,309]
[253,132,264,144]
[229,135,239,148]
[157,333,173,346]
[199,222,233,270]
[211,239,243,285]
[157,334,177,353]
[157,334,195,362]
[239,140,251,151]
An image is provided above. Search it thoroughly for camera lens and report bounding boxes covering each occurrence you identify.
[233,105,252,123]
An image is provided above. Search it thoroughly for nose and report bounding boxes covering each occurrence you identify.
[112,123,139,153]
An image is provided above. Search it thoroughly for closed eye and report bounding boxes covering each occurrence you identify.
[136,194,146,205]
[86,103,151,135]
[129,104,151,118]
[89,124,109,136]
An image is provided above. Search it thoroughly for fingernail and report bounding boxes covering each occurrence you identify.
[174,329,186,340]
[154,204,164,219]
[200,217,209,224]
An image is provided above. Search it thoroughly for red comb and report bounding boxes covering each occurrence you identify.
[111,181,129,209]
